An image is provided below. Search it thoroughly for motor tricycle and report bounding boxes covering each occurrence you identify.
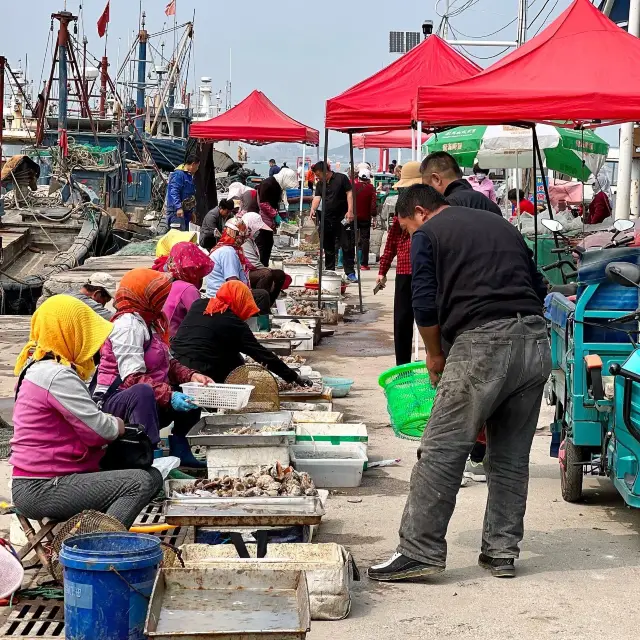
[542,218,640,506]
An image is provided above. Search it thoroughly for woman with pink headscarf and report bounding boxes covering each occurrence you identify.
[152,241,214,337]
[242,212,289,305]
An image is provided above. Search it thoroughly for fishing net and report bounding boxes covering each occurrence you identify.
[0,415,13,460]
[50,511,126,582]
[50,510,183,583]
[225,364,280,413]
[115,239,158,256]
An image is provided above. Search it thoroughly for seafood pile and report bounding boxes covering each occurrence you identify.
[174,463,318,498]
[279,354,306,366]
[278,379,323,393]
[290,288,337,298]
[286,302,322,317]
[286,256,315,264]
[222,424,290,435]
[258,329,297,339]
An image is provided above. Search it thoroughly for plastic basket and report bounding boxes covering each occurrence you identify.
[180,383,254,410]
[378,363,437,440]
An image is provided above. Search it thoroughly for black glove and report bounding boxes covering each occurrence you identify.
[296,375,314,388]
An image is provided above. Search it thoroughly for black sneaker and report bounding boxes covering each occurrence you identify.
[478,553,516,578]
[368,553,444,582]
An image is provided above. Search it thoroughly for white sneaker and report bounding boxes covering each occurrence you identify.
[464,459,487,482]
[460,475,470,487]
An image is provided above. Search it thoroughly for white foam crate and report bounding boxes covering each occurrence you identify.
[284,263,316,287]
[290,443,367,488]
[206,445,290,478]
[180,383,254,410]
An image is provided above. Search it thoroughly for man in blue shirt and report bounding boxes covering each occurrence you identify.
[165,155,200,231]
[268,159,280,177]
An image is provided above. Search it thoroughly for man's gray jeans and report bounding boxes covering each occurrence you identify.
[398,315,551,566]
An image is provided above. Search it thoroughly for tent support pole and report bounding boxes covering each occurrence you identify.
[417,121,423,161]
[298,142,306,249]
[349,132,364,314]
[532,126,538,266]
[533,127,554,221]
[411,128,415,161]
[318,129,329,309]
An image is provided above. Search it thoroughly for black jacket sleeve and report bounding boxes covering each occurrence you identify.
[410,230,439,327]
[236,322,299,383]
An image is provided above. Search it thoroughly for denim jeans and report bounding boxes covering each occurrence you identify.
[398,315,551,566]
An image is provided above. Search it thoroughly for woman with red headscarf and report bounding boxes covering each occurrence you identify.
[172,281,312,386]
[152,241,213,337]
[95,269,213,468]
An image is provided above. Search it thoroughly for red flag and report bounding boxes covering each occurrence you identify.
[165,0,176,16]
[97,1,110,38]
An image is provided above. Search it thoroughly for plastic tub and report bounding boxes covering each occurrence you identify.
[60,533,162,640]
[322,377,354,398]
[290,443,367,488]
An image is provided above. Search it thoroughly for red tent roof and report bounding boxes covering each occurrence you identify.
[414,0,640,128]
[325,35,481,132]
[189,90,319,145]
[353,130,430,149]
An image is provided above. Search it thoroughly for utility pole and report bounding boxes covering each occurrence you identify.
[442,0,450,40]
[616,0,640,219]
[517,0,528,46]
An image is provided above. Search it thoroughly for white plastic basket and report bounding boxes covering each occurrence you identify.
[180,383,254,410]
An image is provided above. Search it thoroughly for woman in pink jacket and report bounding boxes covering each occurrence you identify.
[466,164,497,203]
[10,295,162,528]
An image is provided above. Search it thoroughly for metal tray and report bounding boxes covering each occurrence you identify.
[279,386,331,400]
[145,567,310,640]
[186,412,294,447]
[164,495,325,527]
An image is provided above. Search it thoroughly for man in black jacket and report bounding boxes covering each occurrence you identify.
[421,151,503,216]
[368,185,550,583]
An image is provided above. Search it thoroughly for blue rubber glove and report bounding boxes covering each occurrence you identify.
[171,392,196,412]
[275,214,283,225]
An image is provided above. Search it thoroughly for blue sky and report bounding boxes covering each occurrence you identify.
[0,0,619,146]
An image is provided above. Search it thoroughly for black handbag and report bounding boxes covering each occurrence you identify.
[99,424,154,471]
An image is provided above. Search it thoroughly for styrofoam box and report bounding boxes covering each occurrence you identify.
[290,443,367,488]
[295,423,368,447]
[206,445,289,478]
[179,542,354,621]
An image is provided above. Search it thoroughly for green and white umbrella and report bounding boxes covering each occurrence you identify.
[423,124,609,182]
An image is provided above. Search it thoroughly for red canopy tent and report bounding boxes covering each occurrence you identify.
[325,35,481,132]
[189,90,319,145]
[414,0,640,128]
[353,130,430,149]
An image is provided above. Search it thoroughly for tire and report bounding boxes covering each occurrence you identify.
[560,436,584,503]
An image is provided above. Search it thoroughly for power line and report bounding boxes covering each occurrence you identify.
[527,0,552,30]
[448,16,517,39]
[532,0,559,35]
[447,23,512,59]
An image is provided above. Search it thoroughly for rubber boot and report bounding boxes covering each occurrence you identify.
[337,248,343,269]
[168,434,206,469]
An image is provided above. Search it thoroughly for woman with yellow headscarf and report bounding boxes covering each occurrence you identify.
[10,295,162,528]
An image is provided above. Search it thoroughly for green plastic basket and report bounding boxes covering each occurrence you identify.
[378,362,437,440]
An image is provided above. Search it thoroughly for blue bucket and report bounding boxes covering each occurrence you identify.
[59,532,162,640]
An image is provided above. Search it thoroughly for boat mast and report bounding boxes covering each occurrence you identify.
[56,11,72,136]
[136,12,147,133]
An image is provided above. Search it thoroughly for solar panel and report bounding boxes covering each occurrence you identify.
[406,32,421,51]
[389,31,405,54]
